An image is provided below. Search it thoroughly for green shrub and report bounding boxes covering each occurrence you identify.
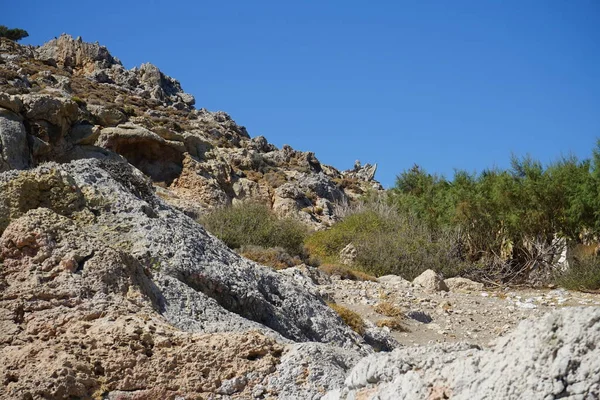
[554,256,600,291]
[388,145,600,284]
[305,200,465,280]
[0,26,29,42]
[123,106,136,116]
[200,202,308,257]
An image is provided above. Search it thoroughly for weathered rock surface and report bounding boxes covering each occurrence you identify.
[0,160,369,399]
[0,108,29,171]
[339,243,357,266]
[0,35,382,228]
[445,276,484,292]
[3,33,600,400]
[412,269,449,292]
[325,307,600,399]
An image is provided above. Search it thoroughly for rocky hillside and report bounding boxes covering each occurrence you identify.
[0,34,381,228]
[1,34,599,400]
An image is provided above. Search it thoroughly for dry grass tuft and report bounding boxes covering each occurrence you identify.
[318,264,377,282]
[374,302,404,318]
[239,245,302,270]
[328,303,365,335]
[376,317,409,332]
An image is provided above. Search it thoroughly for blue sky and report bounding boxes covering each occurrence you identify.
[5,1,599,187]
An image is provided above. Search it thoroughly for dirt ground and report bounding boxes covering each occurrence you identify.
[321,276,600,347]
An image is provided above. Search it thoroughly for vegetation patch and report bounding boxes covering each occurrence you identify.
[554,256,600,291]
[388,149,600,285]
[376,317,409,332]
[318,263,377,281]
[239,245,303,270]
[374,302,404,318]
[200,202,308,257]
[328,303,365,335]
[305,200,465,280]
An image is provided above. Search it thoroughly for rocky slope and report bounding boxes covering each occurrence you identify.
[0,159,368,399]
[0,34,381,228]
[1,34,599,400]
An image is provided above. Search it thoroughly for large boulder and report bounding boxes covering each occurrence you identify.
[21,94,79,135]
[412,269,449,292]
[325,307,600,399]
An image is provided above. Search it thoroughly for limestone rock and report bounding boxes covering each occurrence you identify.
[345,160,378,181]
[22,94,79,130]
[37,33,120,72]
[0,109,29,172]
[412,269,449,292]
[339,243,357,266]
[325,307,600,399]
[445,277,484,292]
[87,104,127,127]
[267,342,362,399]
[377,275,412,287]
[137,62,195,106]
[98,123,186,184]
[0,159,370,399]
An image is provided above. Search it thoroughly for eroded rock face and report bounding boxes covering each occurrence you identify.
[0,159,371,399]
[325,307,600,400]
[0,35,382,228]
[0,108,29,171]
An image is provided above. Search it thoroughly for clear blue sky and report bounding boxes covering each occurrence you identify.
[5,1,600,187]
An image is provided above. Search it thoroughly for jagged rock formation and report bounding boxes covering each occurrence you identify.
[325,307,600,399]
[0,34,382,228]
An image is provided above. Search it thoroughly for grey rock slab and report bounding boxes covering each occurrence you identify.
[268,342,363,400]
[0,108,29,171]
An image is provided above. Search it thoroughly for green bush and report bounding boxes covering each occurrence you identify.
[0,26,29,42]
[388,144,600,284]
[305,200,466,280]
[200,202,308,257]
[554,256,600,291]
